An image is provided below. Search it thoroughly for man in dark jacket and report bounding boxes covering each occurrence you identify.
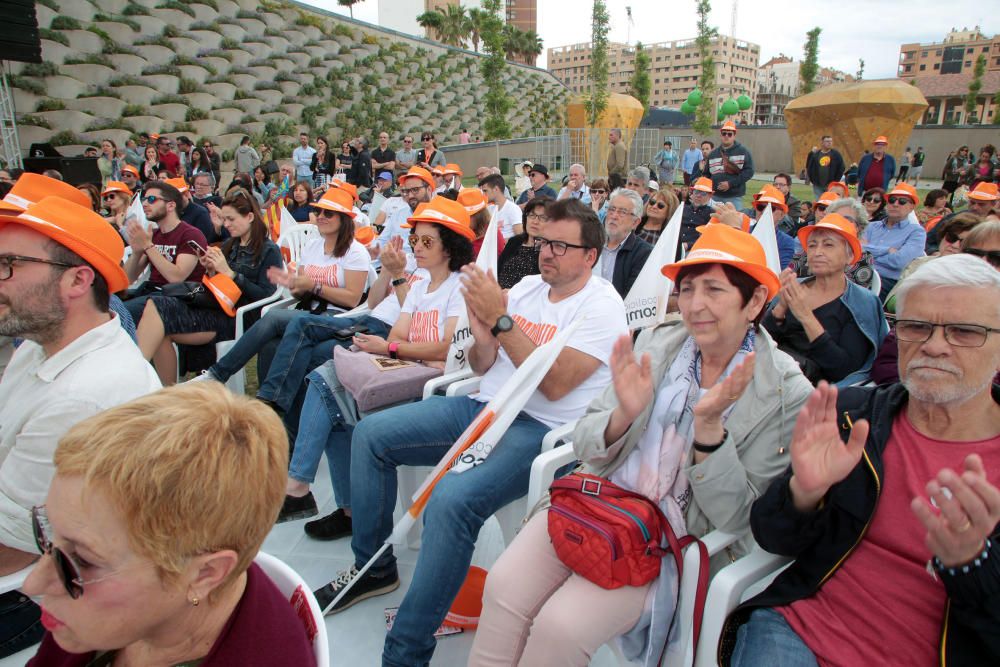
[857,136,897,195]
[722,253,1000,667]
[599,189,652,297]
[348,137,373,188]
[680,176,714,253]
[707,121,754,209]
[805,135,846,199]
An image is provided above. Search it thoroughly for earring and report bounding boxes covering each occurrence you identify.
[190,595,200,607]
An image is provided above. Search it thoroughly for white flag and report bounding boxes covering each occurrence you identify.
[445,210,500,373]
[751,204,783,276]
[622,203,683,331]
[124,192,153,233]
[279,203,297,235]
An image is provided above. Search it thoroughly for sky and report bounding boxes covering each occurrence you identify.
[302,0,997,79]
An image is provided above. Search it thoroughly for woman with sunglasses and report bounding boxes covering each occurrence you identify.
[634,189,679,245]
[497,197,549,289]
[135,189,282,385]
[278,196,474,528]
[860,187,886,222]
[337,140,354,178]
[22,383,315,666]
[287,180,316,224]
[100,181,132,241]
[417,133,447,170]
[589,178,610,222]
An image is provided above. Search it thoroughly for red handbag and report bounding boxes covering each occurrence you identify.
[548,473,709,660]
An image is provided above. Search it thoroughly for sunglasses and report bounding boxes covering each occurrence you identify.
[942,231,965,244]
[408,234,440,249]
[965,247,1000,267]
[403,139,413,143]
[32,506,127,600]
[648,201,667,210]
[755,203,770,212]
[102,194,118,201]
[815,203,829,211]
[421,136,433,141]
[887,196,912,205]
[316,208,341,219]
[863,196,882,204]
[143,195,162,204]
[590,189,606,194]
[721,132,735,137]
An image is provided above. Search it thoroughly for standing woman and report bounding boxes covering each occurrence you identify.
[634,189,680,245]
[135,189,283,385]
[101,180,133,241]
[941,145,969,206]
[188,146,212,183]
[141,144,164,183]
[311,136,336,188]
[417,132,446,170]
[97,139,121,185]
[337,140,353,178]
[497,196,547,289]
[287,180,316,224]
[966,144,997,189]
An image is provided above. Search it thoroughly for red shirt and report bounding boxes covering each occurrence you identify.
[157,149,180,177]
[863,155,885,193]
[779,412,1000,666]
[472,229,507,257]
[149,222,207,285]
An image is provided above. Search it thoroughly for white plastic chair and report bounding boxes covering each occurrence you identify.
[869,269,882,298]
[255,551,330,667]
[276,223,315,266]
[212,290,288,393]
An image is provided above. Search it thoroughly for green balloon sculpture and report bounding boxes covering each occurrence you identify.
[737,94,752,111]
[721,99,739,116]
[686,89,703,107]
[717,109,726,122]
[680,102,694,115]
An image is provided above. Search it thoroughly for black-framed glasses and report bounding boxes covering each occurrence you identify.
[533,237,590,256]
[590,189,606,194]
[316,208,341,219]
[408,234,440,249]
[0,255,78,281]
[965,247,1000,267]
[815,203,829,211]
[403,139,413,143]
[32,506,126,599]
[863,196,882,204]
[887,196,911,206]
[942,230,966,244]
[421,136,433,141]
[102,194,118,201]
[526,212,548,221]
[721,131,735,137]
[755,203,769,212]
[894,319,998,348]
[399,185,427,196]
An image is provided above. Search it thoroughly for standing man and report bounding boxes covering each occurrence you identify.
[371,132,396,180]
[607,128,628,191]
[155,135,180,178]
[481,173,524,240]
[176,136,194,177]
[600,188,652,297]
[0,198,160,655]
[653,139,678,186]
[707,120,754,209]
[394,135,418,179]
[202,139,221,189]
[909,146,925,186]
[805,135,845,199]
[348,137,373,189]
[556,163,591,204]
[515,164,557,209]
[681,138,702,186]
[234,136,260,176]
[293,132,316,184]
[857,135,897,195]
[862,182,925,300]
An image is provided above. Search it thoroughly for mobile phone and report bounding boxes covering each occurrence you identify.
[333,324,370,341]
[187,240,207,256]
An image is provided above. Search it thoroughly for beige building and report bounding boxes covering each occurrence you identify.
[548,35,760,120]
[898,27,1000,78]
[505,0,537,35]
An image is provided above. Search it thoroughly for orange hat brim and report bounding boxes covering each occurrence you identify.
[661,254,779,300]
[797,224,862,265]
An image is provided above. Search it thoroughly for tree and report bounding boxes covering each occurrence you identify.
[337,0,360,19]
[856,58,864,81]
[416,4,468,47]
[521,29,543,65]
[799,27,822,95]
[479,0,511,139]
[965,54,986,123]
[692,0,718,134]
[467,7,488,52]
[629,42,651,112]
[584,0,610,127]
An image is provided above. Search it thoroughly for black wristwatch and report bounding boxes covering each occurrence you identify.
[391,277,407,287]
[490,314,514,337]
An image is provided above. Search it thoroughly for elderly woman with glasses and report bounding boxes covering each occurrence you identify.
[497,197,549,289]
[22,384,316,666]
[788,197,877,290]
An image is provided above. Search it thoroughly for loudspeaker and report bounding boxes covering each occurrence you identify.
[22,157,102,187]
[0,1,41,65]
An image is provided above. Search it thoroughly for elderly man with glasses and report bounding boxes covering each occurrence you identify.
[724,253,1000,667]
[599,188,652,297]
[862,183,926,300]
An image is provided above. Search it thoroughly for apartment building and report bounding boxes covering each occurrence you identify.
[898,27,1000,77]
[755,55,853,125]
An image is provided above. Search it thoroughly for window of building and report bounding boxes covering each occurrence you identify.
[936,50,942,55]
[919,64,926,71]
[922,51,928,57]
[967,48,973,53]
[934,63,940,69]
[965,61,971,67]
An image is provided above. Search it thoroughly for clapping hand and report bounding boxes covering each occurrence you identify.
[380,236,407,277]
[911,455,1000,568]
[712,202,742,229]
[778,269,811,321]
[693,353,755,426]
[460,265,506,332]
[609,335,654,424]
[788,383,869,512]
[126,218,151,252]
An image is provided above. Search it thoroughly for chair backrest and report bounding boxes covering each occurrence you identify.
[366,263,378,290]
[277,224,317,267]
[869,269,882,297]
[254,551,329,667]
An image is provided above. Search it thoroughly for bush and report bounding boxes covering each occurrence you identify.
[178,78,201,94]
[274,71,296,82]
[108,75,142,87]
[362,34,379,46]
[264,27,282,37]
[142,65,181,76]
[162,25,181,38]
[236,9,257,19]
[121,104,148,117]
[152,94,187,105]
[254,81,280,91]
[220,37,240,50]
[50,130,82,146]
[172,55,216,75]
[333,24,353,38]
[172,122,195,133]
[191,0,218,9]
[200,49,233,61]
[79,86,122,99]
[64,53,113,67]
[339,45,350,55]
[135,35,171,47]
[22,62,58,77]
[122,3,149,16]
[19,114,51,129]
[295,12,325,30]
[39,28,69,46]
[49,15,81,30]
[35,98,65,112]
[234,90,253,100]
[186,107,209,121]
[309,56,322,67]
[86,118,135,132]
[156,1,195,18]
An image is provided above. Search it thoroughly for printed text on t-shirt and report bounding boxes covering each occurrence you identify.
[512,315,557,346]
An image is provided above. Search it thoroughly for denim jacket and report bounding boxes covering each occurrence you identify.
[837,278,889,387]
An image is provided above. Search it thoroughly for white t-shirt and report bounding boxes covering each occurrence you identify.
[475,275,627,428]
[377,198,414,252]
[299,238,370,288]
[369,256,427,326]
[490,199,523,240]
[401,271,465,342]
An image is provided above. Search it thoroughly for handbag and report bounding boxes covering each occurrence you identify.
[262,159,279,176]
[548,472,709,662]
[333,346,442,412]
[160,281,220,310]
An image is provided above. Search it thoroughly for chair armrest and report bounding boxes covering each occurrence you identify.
[422,368,475,400]
[677,530,744,667]
[445,376,482,397]
[261,289,295,317]
[339,303,371,319]
[234,291,285,338]
[540,420,577,453]
[526,443,576,509]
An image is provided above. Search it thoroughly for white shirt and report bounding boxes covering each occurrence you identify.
[557,184,592,205]
[0,317,161,552]
[369,259,427,326]
[401,272,465,342]
[299,238,370,289]
[490,199,523,240]
[475,275,627,428]
[377,198,415,253]
[293,145,317,179]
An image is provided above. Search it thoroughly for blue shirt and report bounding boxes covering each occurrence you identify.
[516,185,557,205]
[682,148,703,174]
[862,217,926,280]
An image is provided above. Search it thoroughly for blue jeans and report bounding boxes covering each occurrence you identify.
[256,313,390,412]
[713,194,744,209]
[289,373,354,508]
[811,183,828,200]
[349,396,550,667]
[209,308,302,382]
[731,608,818,667]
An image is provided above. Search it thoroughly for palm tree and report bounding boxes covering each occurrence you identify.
[438,4,470,48]
[521,29,543,65]
[337,0,360,19]
[467,8,488,52]
[416,10,445,41]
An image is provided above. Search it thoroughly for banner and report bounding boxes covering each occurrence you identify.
[444,210,500,373]
[751,204,782,276]
[621,203,683,330]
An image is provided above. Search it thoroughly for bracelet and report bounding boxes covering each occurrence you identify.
[312,281,323,295]
[391,277,407,287]
[143,245,154,253]
[932,538,991,577]
[388,342,399,359]
[693,429,728,454]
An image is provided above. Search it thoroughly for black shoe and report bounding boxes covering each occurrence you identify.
[277,492,318,523]
[304,508,353,540]
[313,565,400,616]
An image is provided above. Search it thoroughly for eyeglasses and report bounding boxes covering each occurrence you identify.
[964,247,1000,267]
[421,136,433,141]
[590,189,606,194]
[606,206,634,217]
[408,234,440,249]
[0,254,78,281]
[721,131,735,137]
[942,230,966,244]
[32,506,124,600]
[894,319,998,348]
[403,139,413,143]
[102,194,118,201]
[526,213,548,221]
[887,196,912,206]
[143,195,163,204]
[863,196,882,204]
[533,237,590,256]
[755,203,770,212]
[316,208,341,219]
[815,204,829,211]
[399,185,427,196]
[648,201,667,210]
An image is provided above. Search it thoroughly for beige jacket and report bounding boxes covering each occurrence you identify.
[569,317,812,566]
[607,142,628,176]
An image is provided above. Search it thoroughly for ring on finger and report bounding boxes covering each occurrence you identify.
[955,519,972,533]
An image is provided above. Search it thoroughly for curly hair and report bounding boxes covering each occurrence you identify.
[436,223,474,271]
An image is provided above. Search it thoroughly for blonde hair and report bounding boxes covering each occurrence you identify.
[54,384,288,599]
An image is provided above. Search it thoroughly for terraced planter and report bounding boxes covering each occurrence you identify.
[181,92,216,110]
[210,107,244,126]
[188,30,223,50]
[65,97,127,117]
[148,103,187,123]
[203,82,238,101]
[108,54,147,76]
[143,74,180,94]
[35,109,95,134]
[114,85,159,106]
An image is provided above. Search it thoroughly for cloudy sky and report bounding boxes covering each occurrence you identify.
[303,0,996,79]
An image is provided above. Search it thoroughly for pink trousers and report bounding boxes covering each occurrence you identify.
[468,511,650,666]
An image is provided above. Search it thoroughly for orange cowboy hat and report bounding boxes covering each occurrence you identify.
[873,135,888,145]
[691,176,714,194]
[457,187,488,215]
[399,166,436,191]
[164,177,189,194]
[967,182,999,201]
[311,187,357,219]
[826,181,850,199]
[354,226,376,245]
[698,211,752,233]
[0,173,92,213]
[797,212,863,264]
[720,120,738,134]
[402,195,476,240]
[101,181,133,199]
[662,223,780,299]
[202,273,241,317]
[329,179,359,202]
[814,190,839,209]
[0,196,129,292]
[752,184,788,214]
[120,164,140,179]
[442,163,463,178]
[886,182,918,205]
[444,566,488,630]
[431,165,446,177]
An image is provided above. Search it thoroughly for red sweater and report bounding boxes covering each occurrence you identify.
[27,563,316,667]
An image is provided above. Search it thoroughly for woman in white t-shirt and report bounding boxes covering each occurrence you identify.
[195,188,369,385]
[278,196,477,537]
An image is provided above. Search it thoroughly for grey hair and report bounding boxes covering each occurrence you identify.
[610,128,622,138]
[193,170,216,187]
[896,253,1000,316]
[629,166,650,183]
[609,187,644,218]
[827,197,869,233]
[569,162,586,176]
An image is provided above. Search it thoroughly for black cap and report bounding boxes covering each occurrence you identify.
[528,163,549,178]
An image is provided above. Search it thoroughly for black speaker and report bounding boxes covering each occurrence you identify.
[0,1,41,65]
[22,157,102,186]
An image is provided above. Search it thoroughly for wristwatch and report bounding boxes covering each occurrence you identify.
[490,314,514,337]
[391,277,407,287]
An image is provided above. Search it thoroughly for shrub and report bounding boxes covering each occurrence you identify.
[19,114,51,129]
[39,29,69,46]
[121,104,148,117]
[64,54,113,67]
[362,34,378,46]
[22,62,58,77]
[155,1,195,18]
[142,65,181,76]
[172,55,216,75]
[264,27,282,37]
[200,49,233,61]
[178,78,201,94]
[191,0,218,9]
[309,56,322,67]
[122,3,150,16]
[274,71,296,82]
[49,15,81,30]
[220,37,240,50]
[35,98,65,112]
[50,130,82,146]
[216,16,238,25]
[86,118,135,132]
[172,122,195,133]
[339,45,350,55]
[135,35,171,47]
[162,25,181,38]
[79,86,122,99]
[109,75,142,87]
[254,81,280,91]
[236,9,257,19]
[234,90,253,100]
[152,94,187,105]
[102,42,138,55]
[186,107,209,121]
[333,24,353,38]
[205,74,236,85]
[295,12,325,30]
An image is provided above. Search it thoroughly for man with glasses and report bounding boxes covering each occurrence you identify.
[202,140,221,188]
[315,199,628,667]
[805,135,845,200]
[724,253,1000,667]
[120,164,140,194]
[773,172,803,229]
[556,163,591,205]
[0,197,159,657]
[122,181,208,322]
[862,182,926,300]
[480,173,523,239]
[707,120,754,209]
[191,171,221,209]
[374,167,435,259]
[516,163,557,209]
[155,136,180,178]
[601,188,652,297]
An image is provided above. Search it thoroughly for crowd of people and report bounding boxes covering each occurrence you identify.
[0,120,997,667]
